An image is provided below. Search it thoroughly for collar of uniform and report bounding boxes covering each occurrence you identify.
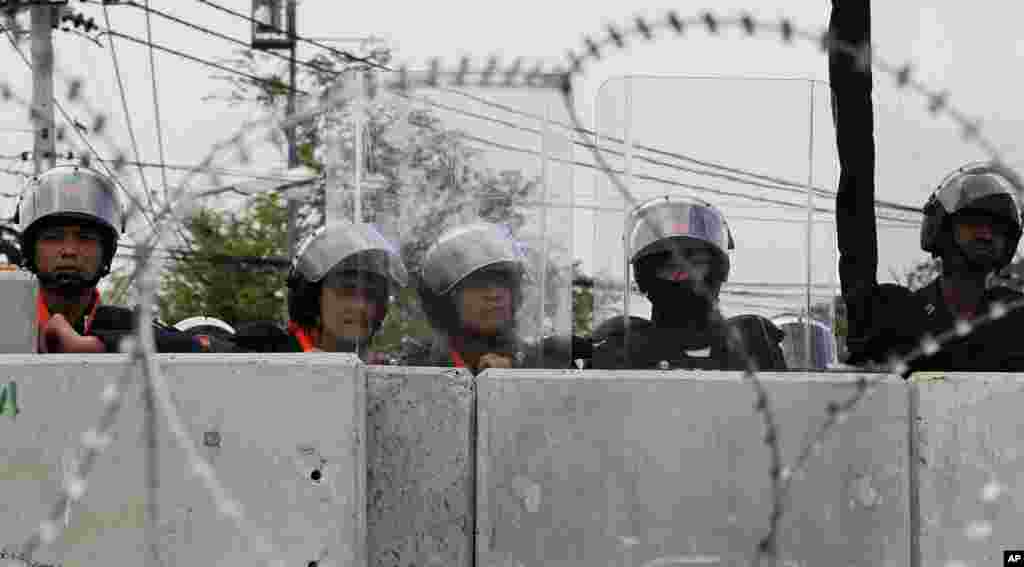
[37,289,101,336]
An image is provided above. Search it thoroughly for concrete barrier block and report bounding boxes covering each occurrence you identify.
[0,353,365,567]
[914,373,1024,565]
[366,365,474,567]
[477,370,910,567]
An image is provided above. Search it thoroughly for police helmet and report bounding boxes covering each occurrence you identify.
[771,314,839,370]
[626,195,734,293]
[287,222,407,330]
[921,161,1024,268]
[417,222,530,332]
[16,165,125,279]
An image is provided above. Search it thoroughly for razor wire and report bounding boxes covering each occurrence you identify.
[1,7,1017,567]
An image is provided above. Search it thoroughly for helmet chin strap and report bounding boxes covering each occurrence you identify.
[331,336,368,356]
[35,270,103,297]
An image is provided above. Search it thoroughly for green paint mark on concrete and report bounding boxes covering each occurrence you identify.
[60,497,147,546]
[0,381,18,418]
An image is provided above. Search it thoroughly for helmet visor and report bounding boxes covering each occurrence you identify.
[421,223,529,295]
[21,167,122,236]
[935,169,1022,219]
[292,223,408,287]
[627,199,733,262]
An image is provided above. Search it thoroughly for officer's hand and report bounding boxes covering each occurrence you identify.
[478,353,513,371]
[39,314,106,354]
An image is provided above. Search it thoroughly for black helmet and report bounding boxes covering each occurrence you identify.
[416,222,529,333]
[16,165,125,291]
[287,222,407,332]
[920,161,1024,269]
[626,195,734,295]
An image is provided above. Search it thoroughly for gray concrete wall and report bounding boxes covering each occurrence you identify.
[0,354,365,567]
[365,365,474,567]
[477,370,910,567]
[913,373,1024,566]
[3,361,1024,567]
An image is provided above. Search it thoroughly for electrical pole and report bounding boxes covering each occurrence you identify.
[30,2,57,175]
[284,0,300,259]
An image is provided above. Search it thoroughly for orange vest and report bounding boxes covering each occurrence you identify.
[287,320,319,353]
[37,289,101,336]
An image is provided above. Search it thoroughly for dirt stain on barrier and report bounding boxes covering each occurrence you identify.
[0,463,51,481]
[60,497,146,546]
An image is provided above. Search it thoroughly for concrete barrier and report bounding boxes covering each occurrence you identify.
[366,365,474,567]
[0,354,365,567]
[476,370,911,567]
[913,373,1024,566]
[8,359,1024,567]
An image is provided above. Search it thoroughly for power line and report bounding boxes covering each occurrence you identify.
[410,91,920,216]
[437,87,922,214]
[91,1,921,216]
[3,28,158,229]
[91,158,309,181]
[187,0,919,214]
[99,0,339,78]
[141,0,170,203]
[101,29,311,96]
[101,2,160,214]
[459,131,919,225]
[193,0,384,69]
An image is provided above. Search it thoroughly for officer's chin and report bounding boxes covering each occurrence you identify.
[335,322,372,342]
[463,317,513,338]
[39,271,96,296]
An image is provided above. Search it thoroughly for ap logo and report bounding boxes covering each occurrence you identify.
[1005,550,1024,565]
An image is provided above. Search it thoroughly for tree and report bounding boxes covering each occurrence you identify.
[157,193,288,326]
[205,47,575,354]
[895,257,942,292]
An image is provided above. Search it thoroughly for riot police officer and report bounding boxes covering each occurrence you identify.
[17,165,201,353]
[234,221,407,360]
[591,195,787,370]
[839,162,1024,371]
[829,1,1024,373]
[405,222,571,373]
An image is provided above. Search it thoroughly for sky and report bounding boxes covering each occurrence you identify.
[0,0,1021,322]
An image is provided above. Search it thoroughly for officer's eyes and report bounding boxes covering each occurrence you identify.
[79,231,100,241]
[39,230,64,241]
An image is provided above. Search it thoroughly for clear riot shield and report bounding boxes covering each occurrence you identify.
[320,70,574,369]
[589,76,843,369]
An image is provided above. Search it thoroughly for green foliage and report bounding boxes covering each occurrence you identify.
[898,257,942,292]
[204,47,579,350]
[158,193,288,326]
[571,261,595,337]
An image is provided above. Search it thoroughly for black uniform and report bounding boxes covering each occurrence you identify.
[81,305,207,353]
[830,0,1024,374]
[591,314,786,371]
[230,321,302,353]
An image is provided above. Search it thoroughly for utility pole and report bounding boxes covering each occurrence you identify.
[284,0,300,259]
[30,1,58,175]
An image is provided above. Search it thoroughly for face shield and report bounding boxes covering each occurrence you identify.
[420,223,530,297]
[772,315,838,370]
[19,165,124,239]
[290,222,408,288]
[933,163,1023,221]
[627,196,734,269]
